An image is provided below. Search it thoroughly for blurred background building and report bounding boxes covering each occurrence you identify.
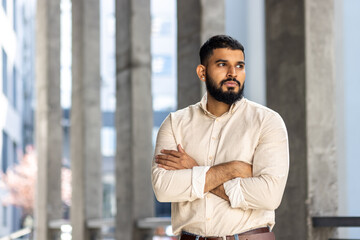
[0,0,360,239]
[1,0,36,235]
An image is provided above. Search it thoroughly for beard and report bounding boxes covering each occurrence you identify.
[205,73,244,105]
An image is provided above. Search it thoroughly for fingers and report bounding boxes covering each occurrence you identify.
[155,154,178,163]
[232,161,253,178]
[155,152,183,169]
[161,149,182,157]
[155,158,178,168]
[155,146,189,170]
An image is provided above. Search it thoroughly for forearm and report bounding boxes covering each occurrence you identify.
[204,161,252,193]
[210,184,229,201]
[225,174,287,210]
[152,166,196,202]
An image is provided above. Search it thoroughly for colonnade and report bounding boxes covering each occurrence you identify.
[35,1,338,240]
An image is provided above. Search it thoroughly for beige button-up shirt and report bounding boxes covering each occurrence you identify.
[151,94,289,236]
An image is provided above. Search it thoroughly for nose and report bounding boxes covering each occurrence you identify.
[226,66,237,78]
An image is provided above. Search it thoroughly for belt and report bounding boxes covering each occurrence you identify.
[180,228,275,240]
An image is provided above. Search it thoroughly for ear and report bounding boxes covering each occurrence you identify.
[196,64,206,83]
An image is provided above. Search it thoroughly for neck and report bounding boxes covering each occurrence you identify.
[206,93,231,117]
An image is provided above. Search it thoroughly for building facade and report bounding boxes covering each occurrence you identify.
[0,0,36,235]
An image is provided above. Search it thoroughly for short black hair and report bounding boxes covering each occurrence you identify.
[199,35,245,65]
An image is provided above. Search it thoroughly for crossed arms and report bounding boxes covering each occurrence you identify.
[155,144,252,201]
[151,113,289,210]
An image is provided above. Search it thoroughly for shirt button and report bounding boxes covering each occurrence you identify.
[207,218,211,221]
[207,195,211,199]
[216,119,220,122]
[209,156,213,160]
[211,136,216,140]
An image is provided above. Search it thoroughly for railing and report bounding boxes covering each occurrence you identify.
[0,227,32,240]
[312,216,360,240]
[137,217,171,229]
[43,217,172,239]
[86,217,172,239]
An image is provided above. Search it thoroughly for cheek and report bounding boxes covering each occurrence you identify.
[210,71,226,82]
[212,69,226,78]
[239,71,246,82]
[240,70,246,82]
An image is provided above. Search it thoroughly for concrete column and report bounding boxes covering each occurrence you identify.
[266,1,337,240]
[35,0,62,239]
[177,0,224,109]
[70,0,102,239]
[115,0,153,240]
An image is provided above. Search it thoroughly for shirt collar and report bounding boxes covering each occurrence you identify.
[199,93,245,117]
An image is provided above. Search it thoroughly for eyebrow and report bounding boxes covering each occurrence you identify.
[215,59,245,65]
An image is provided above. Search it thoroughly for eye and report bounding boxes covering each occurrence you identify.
[218,63,226,67]
[236,64,244,69]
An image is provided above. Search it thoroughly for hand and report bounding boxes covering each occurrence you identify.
[210,184,229,202]
[231,161,253,178]
[155,144,199,170]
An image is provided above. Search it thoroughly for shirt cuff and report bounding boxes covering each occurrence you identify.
[191,166,211,199]
[224,178,249,210]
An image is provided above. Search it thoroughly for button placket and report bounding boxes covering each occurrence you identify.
[205,188,212,233]
[205,118,221,233]
[207,118,221,165]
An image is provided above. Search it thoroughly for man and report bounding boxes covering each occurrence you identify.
[151,35,289,240]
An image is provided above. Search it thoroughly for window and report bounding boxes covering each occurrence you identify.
[2,206,7,226]
[13,67,17,108]
[101,127,115,157]
[2,0,6,12]
[2,48,7,97]
[2,131,8,173]
[13,142,17,164]
[152,55,172,76]
[13,0,16,31]
[106,14,115,37]
[152,17,172,37]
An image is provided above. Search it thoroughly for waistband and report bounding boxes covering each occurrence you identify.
[180,227,275,240]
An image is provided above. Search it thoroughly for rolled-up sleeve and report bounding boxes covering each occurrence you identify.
[224,113,289,210]
[151,115,209,202]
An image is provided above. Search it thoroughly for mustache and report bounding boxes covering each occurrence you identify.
[220,78,241,86]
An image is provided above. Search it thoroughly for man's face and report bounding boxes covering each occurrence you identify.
[203,48,245,105]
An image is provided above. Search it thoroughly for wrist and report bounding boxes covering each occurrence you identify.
[230,161,253,179]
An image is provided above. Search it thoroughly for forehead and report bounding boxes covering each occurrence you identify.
[208,48,244,63]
